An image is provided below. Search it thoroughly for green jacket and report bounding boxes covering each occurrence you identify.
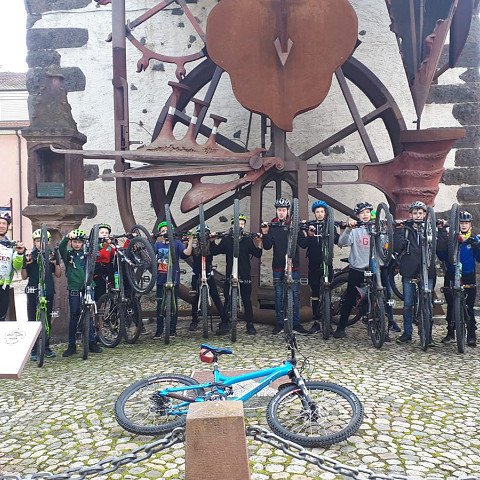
[0,242,24,286]
[59,236,86,291]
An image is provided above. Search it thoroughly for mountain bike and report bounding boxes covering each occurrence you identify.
[330,203,393,348]
[197,203,212,339]
[300,206,335,339]
[96,233,143,348]
[114,337,364,447]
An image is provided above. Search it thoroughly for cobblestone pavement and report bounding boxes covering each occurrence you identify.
[1,306,480,480]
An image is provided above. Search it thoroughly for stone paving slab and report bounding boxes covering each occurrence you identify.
[1,313,480,479]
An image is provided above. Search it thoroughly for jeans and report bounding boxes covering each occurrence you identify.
[402,276,434,335]
[273,269,300,326]
[68,291,95,345]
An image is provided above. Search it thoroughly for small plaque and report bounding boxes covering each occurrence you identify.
[37,182,65,198]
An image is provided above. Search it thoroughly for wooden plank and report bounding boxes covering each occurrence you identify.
[0,322,41,379]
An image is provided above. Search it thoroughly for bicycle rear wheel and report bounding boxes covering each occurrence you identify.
[369,290,386,349]
[266,381,364,448]
[448,203,460,265]
[123,295,142,344]
[198,204,208,257]
[375,202,393,263]
[85,225,99,287]
[284,287,294,335]
[418,292,432,351]
[164,288,172,345]
[287,198,299,259]
[230,285,238,342]
[454,293,465,353]
[233,199,240,258]
[321,286,331,340]
[330,272,362,326]
[424,207,437,271]
[37,308,46,368]
[40,224,49,287]
[324,206,335,266]
[201,284,209,338]
[130,224,154,245]
[115,374,205,435]
[125,236,157,294]
[165,204,177,265]
[82,308,90,360]
[97,292,122,348]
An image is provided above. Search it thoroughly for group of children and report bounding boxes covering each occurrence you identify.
[1,196,477,361]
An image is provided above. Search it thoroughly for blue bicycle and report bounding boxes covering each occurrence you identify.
[115,338,363,447]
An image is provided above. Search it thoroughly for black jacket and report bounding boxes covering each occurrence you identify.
[262,217,299,270]
[298,221,339,272]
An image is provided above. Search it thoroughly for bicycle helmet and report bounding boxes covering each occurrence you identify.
[32,229,51,240]
[69,229,86,240]
[195,224,211,234]
[0,213,11,225]
[98,223,111,233]
[231,214,247,224]
[408,201,427,212]
[353,202,373,215]
[274,198,291,209]
[459,211,473,222]
[311,200,328,212]
[157,221,169,231]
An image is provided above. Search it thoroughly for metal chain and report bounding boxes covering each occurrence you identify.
[3,424,480,480]
[0,428,185,480]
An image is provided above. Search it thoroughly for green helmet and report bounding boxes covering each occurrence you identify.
[98,223,111,233]
[231,214,247,224]
[157,221,173,231]
[32,229,51,240]
[69,229,86,241]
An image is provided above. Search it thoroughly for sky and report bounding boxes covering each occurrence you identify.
[0,1,28,72]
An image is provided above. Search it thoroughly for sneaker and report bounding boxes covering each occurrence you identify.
[428,340,438,347]
[170,331,177,337]
[333,327,346,339]
[441,333,455,343]
[389,322,401,333]
[308,321,321,334]
[396,332,412,343]
[45,349,56,358]
[89,342,103,353]
[272,324,283,335]
[246,323,257,335]
[153,330,163,338]
[467,334,477,347]
[30,354,37,362]
[293,324,309,335]
[62,344,77,357]
[216,322,231,336]
[189,321,198,331]
[140,325,149,335]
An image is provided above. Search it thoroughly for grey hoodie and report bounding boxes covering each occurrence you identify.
[338,226,371,271]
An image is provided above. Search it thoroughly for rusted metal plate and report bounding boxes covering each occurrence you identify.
[206,0,358,131]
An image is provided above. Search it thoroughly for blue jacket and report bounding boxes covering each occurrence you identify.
[437,229,480,275]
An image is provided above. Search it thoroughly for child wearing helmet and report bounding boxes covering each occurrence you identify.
[189,224,230,333]
[0,213,26,322]
[260,198,309,335]
[22,229,61,360]
[393,201,435,344]
[59,228,103,356]
[437,210,480,346]
[213,213,262,335]
[298,200,339,334]
[93,223,115,301]
[153,222,193,338]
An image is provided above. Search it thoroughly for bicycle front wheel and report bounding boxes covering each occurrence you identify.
[164,288,172,345]
[201,284,209,338]
[97,292,122,348]
[448,203,460,265]
[321,287,331,340]
[370,290,386,349]
[123,296,142,344]
[418,292,433,351]
[454,293,465,353]
[125,236,157,294]
[82,308,90,360]
[230,285,238,342]
[115,374,205,436]
[37,308,46,368]
[375,202,393,263]
[288,198,299,259]
[285,287,294,335]
[266,381,364,448]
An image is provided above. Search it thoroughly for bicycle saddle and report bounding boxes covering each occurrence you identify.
[200,344,233,355]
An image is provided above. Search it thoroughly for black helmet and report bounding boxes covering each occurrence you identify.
[408,201,427,212]
[274,198,291,208]
[354,202,373,215]
[459,211,472,222]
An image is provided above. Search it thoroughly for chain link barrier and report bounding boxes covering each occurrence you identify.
[1,425,479,480]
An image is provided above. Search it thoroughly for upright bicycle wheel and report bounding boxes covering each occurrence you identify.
[125,236,157,294]
[387,256,404,301]
[163,288,172,345]
[266,381,364,448]
[198,204,208,257]
[418,292,433,351]
[424,207,437,271]
[165,204,177,265]
[230,285,238,342]
[82,308,90,360]
[233,199,240,258]
[123,295,142,344]
[36,308,46,368]
[454,293,466,353]
[201,284,209,338]
[369,290,386,349]
[40,224,50,286]
[284,287,294,335]
[330,272,362,326]
[375,203,393,263]
[96,292,122,348]
[324,206,335,266]
[115,374,205,436]
[448,203,460,265]
[130,224,154,245]
[231,199,240,342]
[287,198,300,259]
[85,225,99,287]
[321,286,332,340]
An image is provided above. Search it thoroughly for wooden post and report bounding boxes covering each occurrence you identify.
[185,401,250,480]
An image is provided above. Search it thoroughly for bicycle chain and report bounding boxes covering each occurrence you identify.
[2,425,479,480]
